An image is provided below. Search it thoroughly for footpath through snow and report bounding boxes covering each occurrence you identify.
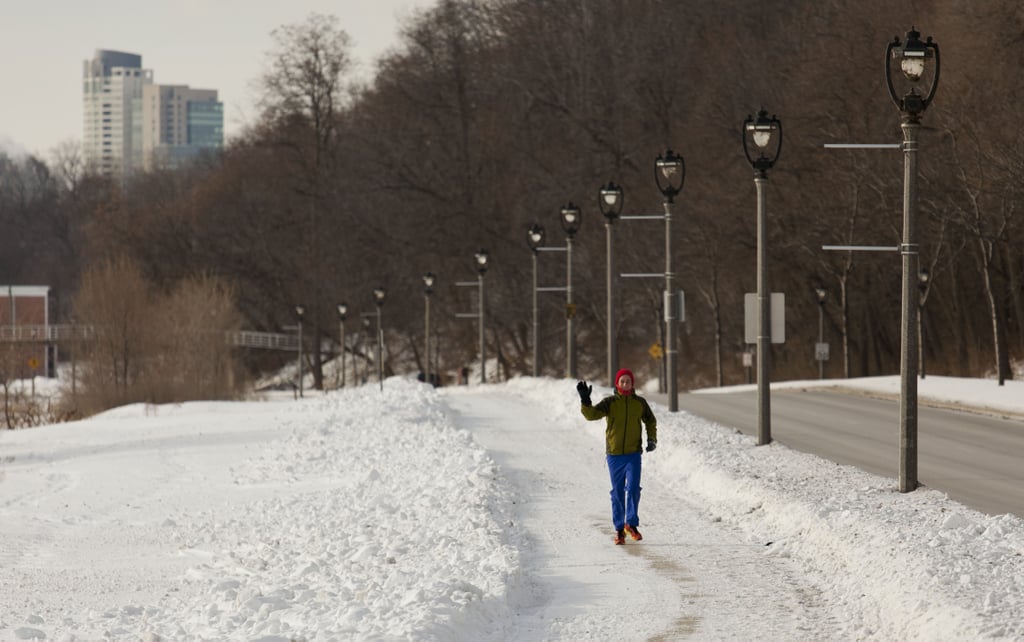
[0,377,1022,640]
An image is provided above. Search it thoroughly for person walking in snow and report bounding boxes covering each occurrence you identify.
[576,368,657,545]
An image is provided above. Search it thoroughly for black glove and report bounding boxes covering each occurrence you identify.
[646,441,657,452]
[576,380,592,406]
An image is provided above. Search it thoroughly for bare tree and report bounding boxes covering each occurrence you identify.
[942,124,1016,384]
[257,13,355,389]
[8,0,1024,394]
[73,256,157,412]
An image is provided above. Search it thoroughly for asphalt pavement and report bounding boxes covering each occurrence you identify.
[647,387,1024,518]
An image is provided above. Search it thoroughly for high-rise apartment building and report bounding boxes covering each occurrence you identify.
[82,50,152,179]
[82,49,223,180]
[141,85,223,172]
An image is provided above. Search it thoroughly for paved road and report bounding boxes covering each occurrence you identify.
[650,388,1024,518]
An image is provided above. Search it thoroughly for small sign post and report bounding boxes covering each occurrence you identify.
[815,342,830,362]
[648,342,663,360]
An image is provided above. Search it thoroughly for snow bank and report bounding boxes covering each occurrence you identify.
[198,381,520,640]
[0,379,522,640]
[698,375,1024,419]
[501,376,1024,640]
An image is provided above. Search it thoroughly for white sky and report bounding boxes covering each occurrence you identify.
[0,0,437,158]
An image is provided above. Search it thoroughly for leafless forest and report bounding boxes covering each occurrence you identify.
[2,0,1022,406]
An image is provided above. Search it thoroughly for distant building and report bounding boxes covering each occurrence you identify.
[82,49,223,180]
[82,50,152,179]
[0,286,52,379]
[141,84,223,172]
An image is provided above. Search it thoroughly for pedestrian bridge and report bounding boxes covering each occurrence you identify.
[1,325,298,351]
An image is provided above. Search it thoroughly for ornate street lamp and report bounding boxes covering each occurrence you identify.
[560,203,581,379]
[474,250,489,384]
[654,149,685,202]
[373,286,386,391]
[527,224,546,377]
[885,28,940,119]
[743,110,782,445]
[600,182,624,216]
[654,149,685,412]
[337,302,348,388]
[474,249,489,274]
[422,273,435,386]
[886,27,939,492]
[599,182,624,387]
[294,304,306,397]
[527,224,545,250]
[560,202,581,235]
[743,109,783,175]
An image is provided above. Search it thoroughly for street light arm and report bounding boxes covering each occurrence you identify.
[885,37,901,110]
[774,120,784,166]
[923,39,940,109]
[742,115,755,167]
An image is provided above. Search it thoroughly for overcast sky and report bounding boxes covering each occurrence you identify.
[1,0,436,158]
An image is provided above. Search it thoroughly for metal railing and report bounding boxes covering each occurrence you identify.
[227,331,298,351]
[1,325,299,351]
[0,325,95,342]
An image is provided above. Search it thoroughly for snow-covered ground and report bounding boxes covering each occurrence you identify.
[1,375,1022,640]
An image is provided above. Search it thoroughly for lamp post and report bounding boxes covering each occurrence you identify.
[373,286,386,391]
[422,273,435,385]
[295,304,306,397]
[527,224,546,377]
[361,316,371,384]
[474,250,489,384]
[815,286,827,380]
[560,203,581,379]
[599,182,624,387]
[918,268,929,379]
[654,150,685,412]
[886,26,939,492]
[743,109,782,445]
[337,302,348,388]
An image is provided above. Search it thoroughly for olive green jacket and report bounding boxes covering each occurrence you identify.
[580,392,657,455]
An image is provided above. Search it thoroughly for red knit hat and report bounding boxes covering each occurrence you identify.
[615,368,635,395]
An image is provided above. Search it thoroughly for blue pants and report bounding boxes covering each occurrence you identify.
[606,452,642,530]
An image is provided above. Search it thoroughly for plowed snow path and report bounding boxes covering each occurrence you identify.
[444,388,837,640]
